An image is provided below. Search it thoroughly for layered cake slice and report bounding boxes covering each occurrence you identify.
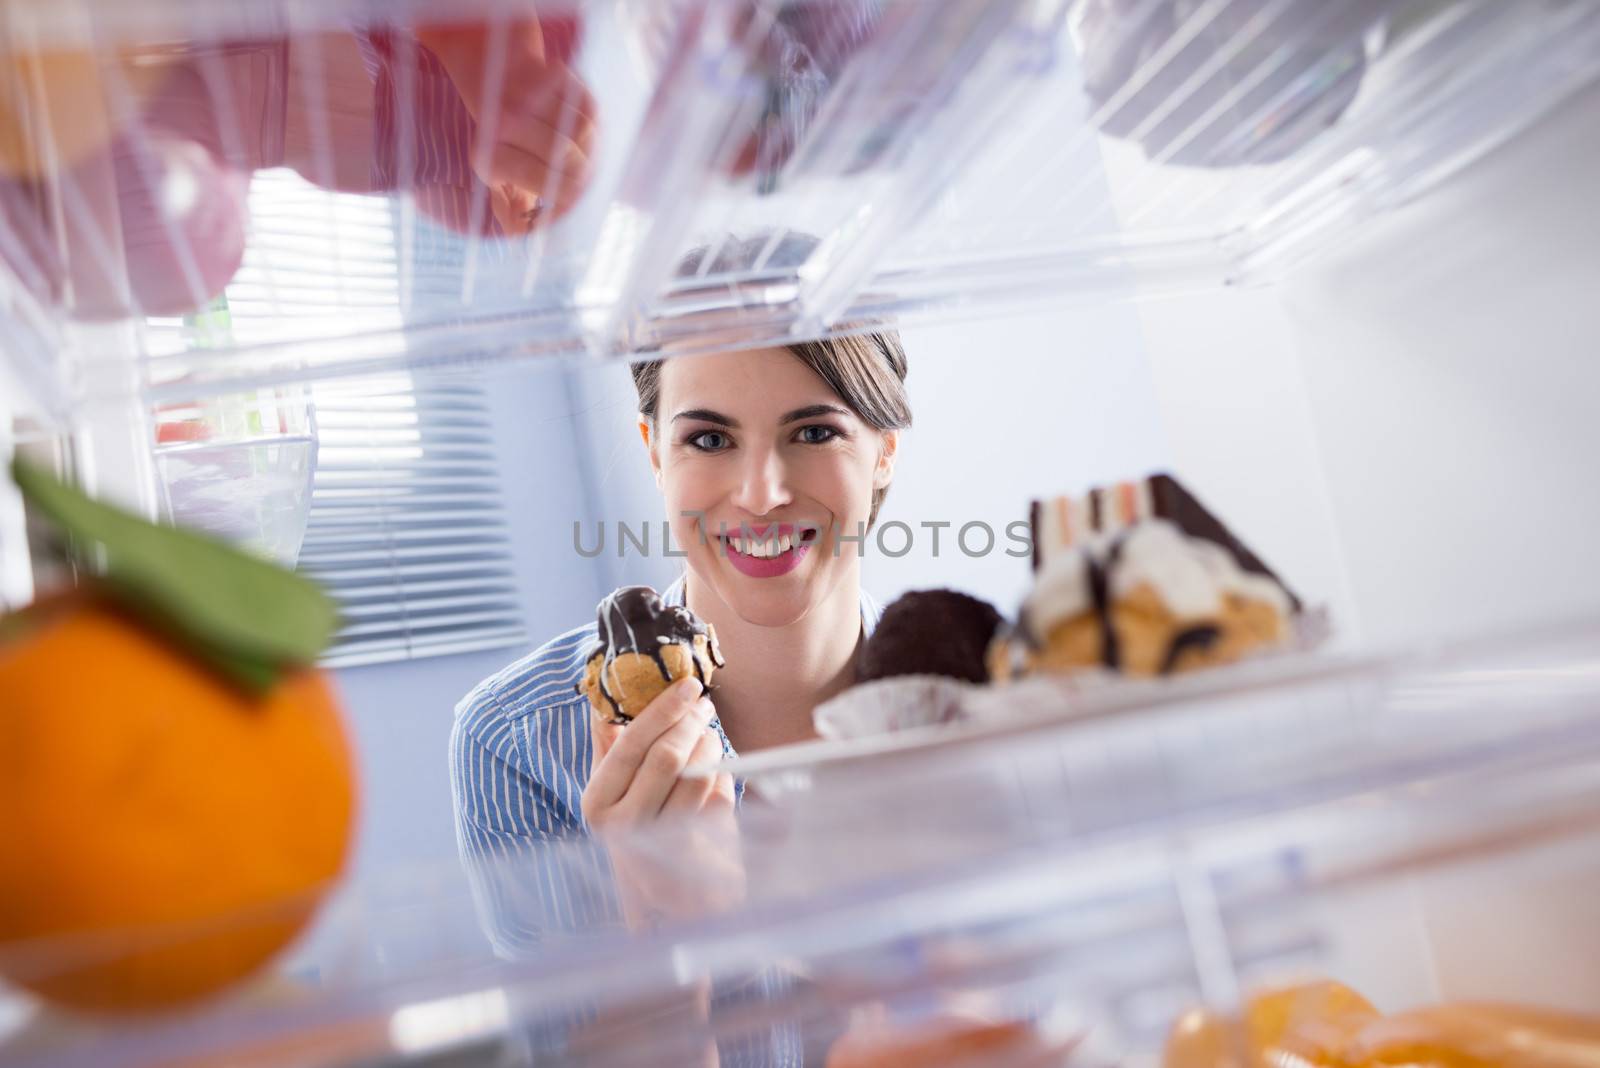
[993,474,1301,680]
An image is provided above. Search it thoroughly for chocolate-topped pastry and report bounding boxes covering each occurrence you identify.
[994,475,1301,681]
[577,586,725,725]
[855,589,1004,685]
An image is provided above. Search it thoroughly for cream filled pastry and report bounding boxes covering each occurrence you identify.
[577,585,725,725]
[992,474,1299,681]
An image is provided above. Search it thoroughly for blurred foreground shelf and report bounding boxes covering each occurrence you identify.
[5,608,1600,1066]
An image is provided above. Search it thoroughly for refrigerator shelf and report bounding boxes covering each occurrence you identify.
[5,606,1600,1067]
[2,0,1598,414]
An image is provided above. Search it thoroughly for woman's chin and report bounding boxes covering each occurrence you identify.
[713,573,815,629]
[737,604,809,629]
[733,590,814,628]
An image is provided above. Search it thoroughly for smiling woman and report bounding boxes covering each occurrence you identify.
[451,313,910,840]
[451,326,911,843]
[447,237,912,1059]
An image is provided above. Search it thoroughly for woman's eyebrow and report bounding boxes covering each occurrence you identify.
[780,404,851,425]
[672,408,738,428]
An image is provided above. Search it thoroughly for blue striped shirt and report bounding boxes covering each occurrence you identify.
[450,573,882,933]
[449,574,881,1063]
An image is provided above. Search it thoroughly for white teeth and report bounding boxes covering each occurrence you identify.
[728,532,800,558]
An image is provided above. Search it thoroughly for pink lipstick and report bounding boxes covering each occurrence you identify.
[718,524,820,579]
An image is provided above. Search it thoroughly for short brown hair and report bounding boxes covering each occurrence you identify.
[634,235,912,527]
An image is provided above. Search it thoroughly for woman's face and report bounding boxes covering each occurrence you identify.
[645,347,897,628]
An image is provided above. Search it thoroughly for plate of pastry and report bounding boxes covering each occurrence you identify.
[710,472,1344,780]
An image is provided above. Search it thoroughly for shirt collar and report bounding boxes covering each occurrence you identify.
[660,572,881,636]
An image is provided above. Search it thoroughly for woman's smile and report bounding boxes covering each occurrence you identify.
[717,524,823,578]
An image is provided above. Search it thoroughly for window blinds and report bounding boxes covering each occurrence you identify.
[297,375,527,667]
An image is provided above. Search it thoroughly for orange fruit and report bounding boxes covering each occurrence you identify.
[1345,1002,1600,1067]
[0,591,356,1011]
[1163,1007,1249,1068]
[1164,979,1379,1068]
[1248,979,1380,1065]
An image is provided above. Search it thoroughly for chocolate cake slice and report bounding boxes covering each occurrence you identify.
[1029,472,1300,611]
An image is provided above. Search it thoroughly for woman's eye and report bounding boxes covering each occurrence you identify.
[688,430,730,451]
[797,425,840,445]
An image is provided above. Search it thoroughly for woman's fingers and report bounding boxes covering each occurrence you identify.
[613,696,716,820]
[470,64,596,203]
[483,139,590,213]
[709,771,736,810]
[588,711,623,775]
[662,729,722,814]
[583,677,704,815]
[494,68,598,155]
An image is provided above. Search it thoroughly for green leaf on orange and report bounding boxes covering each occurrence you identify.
[9,457,338,692]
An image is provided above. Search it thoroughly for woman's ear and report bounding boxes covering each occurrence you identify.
[873,429,899,489]
[639,415,663,486]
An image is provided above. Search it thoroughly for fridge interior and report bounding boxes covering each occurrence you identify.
[3,0,1600,1064]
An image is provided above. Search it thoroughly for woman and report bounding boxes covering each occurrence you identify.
[449,252,912,936]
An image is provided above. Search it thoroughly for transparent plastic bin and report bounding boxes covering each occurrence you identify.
[151,386,317,567]
[3,609,1599,1066]
[0,0,1595,413]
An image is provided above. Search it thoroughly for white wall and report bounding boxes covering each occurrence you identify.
[877,305,1170,613]
[1126,286,1363,644]
[331,647,512,877]
[1283,82,1600,647]
[1121,84,1600,651]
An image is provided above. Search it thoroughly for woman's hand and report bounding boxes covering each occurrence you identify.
[414,17,597,234]
[581,676,735,830]
[582,676,744,930]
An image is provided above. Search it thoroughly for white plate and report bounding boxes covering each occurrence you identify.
[693,614,1348,786]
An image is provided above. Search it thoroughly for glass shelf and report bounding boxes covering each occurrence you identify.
[1,0,1596,414]
[5,608,1600,1066]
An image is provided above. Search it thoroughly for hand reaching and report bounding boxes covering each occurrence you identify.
[416,17,598,235]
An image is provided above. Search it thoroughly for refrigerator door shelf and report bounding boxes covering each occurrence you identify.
[0,0,1595,412]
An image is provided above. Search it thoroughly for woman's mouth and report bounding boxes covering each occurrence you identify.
[718,525,820,579]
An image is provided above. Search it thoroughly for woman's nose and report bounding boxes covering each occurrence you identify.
[730,445,792,517]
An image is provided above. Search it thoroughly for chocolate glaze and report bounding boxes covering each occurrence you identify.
[579,585,725,722]
[1021,529,1225,676]
[1026,473,1300,610]
[1028,500,1042,572]
[1091,538,1122,670]
[1146,473,1302,612]
[1160,624,1222,674]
